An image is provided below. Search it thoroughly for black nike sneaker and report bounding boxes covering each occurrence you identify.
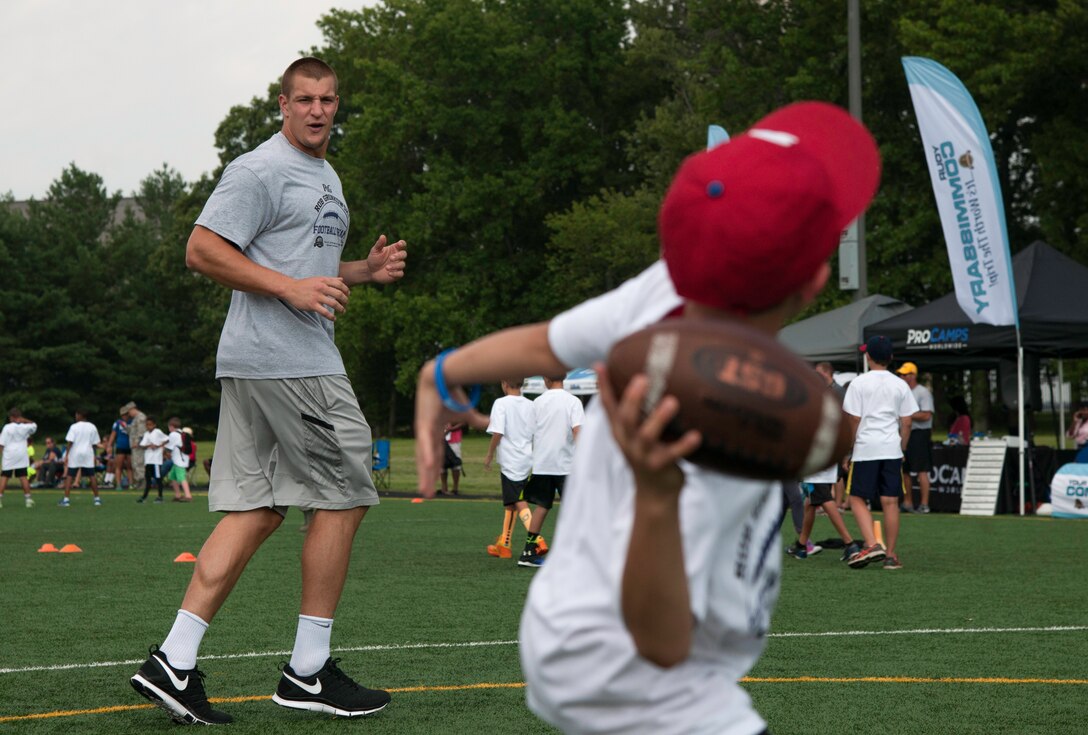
[272,658,390,717]
[130,645,233,725]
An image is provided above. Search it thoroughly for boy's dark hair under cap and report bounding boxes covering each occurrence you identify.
[863,335,894,364]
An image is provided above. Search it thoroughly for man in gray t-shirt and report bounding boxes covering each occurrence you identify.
[131,57,406,726]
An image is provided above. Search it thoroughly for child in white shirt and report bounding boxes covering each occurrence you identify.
[138,416,169,503]
[0,408,38,508]
[61,410,102,507]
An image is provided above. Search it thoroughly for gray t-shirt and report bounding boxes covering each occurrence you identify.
[911,383,934,430]
[196,132,351,379]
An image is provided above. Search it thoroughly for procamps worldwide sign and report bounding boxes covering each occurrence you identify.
[904,326,970,351]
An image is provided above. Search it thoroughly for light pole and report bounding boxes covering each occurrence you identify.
[842,0,868,299]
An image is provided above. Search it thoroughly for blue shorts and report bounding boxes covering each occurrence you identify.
[848,459,904,500]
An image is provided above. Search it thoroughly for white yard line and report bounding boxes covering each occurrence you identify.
[3,625,1085,675]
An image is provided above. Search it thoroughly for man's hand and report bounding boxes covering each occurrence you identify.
[366,235,408,285]
[282,276,350,321]
[595,362,701,497]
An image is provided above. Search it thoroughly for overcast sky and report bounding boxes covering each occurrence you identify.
[1,1,373,201]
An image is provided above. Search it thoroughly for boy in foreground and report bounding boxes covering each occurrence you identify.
[415,102,880,733]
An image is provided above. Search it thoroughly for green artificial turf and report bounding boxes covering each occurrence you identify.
[1,475,1086,733]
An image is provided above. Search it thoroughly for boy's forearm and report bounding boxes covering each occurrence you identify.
[438,323,566,387]
[621,489,692,668]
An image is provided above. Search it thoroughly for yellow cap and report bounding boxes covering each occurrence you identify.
[896,361,918,375]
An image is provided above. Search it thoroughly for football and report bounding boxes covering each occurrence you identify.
[606,319,852,480]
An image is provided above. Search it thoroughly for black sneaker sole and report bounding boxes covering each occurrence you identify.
[131,674,223,725]
[272,693,389,717]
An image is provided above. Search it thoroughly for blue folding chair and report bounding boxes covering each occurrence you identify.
[371,439,391,489]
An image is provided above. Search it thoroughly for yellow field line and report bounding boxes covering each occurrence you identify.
[3,676,1086,723]
[742,676,1088,685]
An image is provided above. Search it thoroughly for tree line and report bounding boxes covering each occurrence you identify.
[2,0,1086,436]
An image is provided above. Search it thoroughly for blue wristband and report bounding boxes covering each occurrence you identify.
[434,349,481,413]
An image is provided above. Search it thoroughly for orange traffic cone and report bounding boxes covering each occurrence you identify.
[59,544,83,553]
[174,552,197,563]
[38,543,59,553]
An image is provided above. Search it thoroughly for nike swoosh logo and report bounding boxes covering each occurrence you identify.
[154,654,188,691]
[283,670,322,695]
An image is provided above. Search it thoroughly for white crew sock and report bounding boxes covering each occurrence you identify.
[289,614,334,677]
[159,609,209,670]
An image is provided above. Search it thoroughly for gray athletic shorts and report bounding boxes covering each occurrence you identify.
[209,375,379,514]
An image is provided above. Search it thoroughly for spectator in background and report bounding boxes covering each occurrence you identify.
[948,397,972,446]
[483,380,541,559]
[518,376,584,568]
[182,428,198,485]
[166,418,193,502]
[107,413,134,489]
[782,482,813,558]
[843,337,918,570]
[61,409,102,507]
[815,362,849,511]
[122,402,149,491]
[440,421,464,495]
[896,362,934,514]
[0,408,38,508]
[34,437,65,488]
[1068,403,1088,463]
[138,416,168,503]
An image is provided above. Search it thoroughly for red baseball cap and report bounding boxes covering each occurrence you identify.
[659,102,881,313]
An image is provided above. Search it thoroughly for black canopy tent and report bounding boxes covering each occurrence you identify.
[862,242,1088,515]
[863,242,1088,368]
[778,294,913,369]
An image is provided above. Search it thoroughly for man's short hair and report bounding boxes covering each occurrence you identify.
[8,407,21,419]
[281,57,338,98]
[168,417,181,428]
